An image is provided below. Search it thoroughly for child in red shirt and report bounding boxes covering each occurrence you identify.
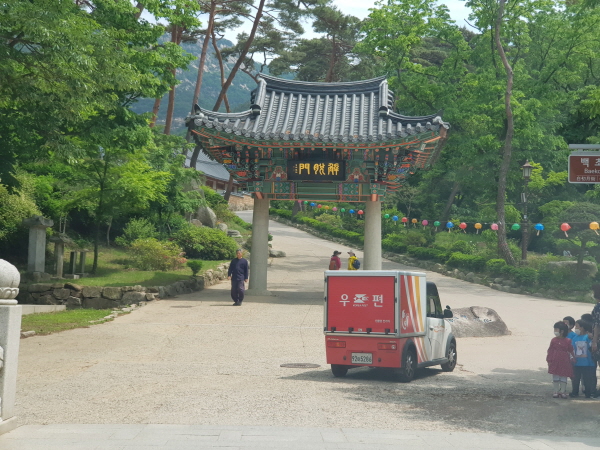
[547,321,575,398]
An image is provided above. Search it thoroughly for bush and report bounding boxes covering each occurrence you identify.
[115,218,158,247]
[486,259,507,275]
[446,252,486,271]
[450,240,473,254]
[201,186,227,208]
[405,231,427,247]
[512,267,538,285]
[407,246,448,262]
[382,234,408,254]
[0,182,41,259]
[174,225,237,260]
[129,238,186,271]
[187,260,203,276]
[270,208,292,219]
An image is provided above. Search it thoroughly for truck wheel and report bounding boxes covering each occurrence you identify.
[441,341,457,372]
[398,348,417,383]
[331,365,348,378]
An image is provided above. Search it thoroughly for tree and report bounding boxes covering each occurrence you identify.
[557,203,600,274]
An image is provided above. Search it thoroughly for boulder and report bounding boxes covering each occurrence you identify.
[195,206,218,228]
[448,306,510,338]
[121,291,146,304]
[190,219,202,227]
[64,282,83,291]
[28,283,53,293]
[83,297,118,309]
[53,288,71,300]
[66,296,82,308]
[269,249,287,258]
[102,287,123,301]
[17,291,34,304]
[82,285,102,298]
[217,223,228,233]
[38,294,56,305]
[547,260,598,277]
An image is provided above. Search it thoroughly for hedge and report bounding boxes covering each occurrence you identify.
[446,252,486,271]
[407,246,448,262]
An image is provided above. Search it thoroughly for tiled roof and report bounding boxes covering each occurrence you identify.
[187,74,448,144]
[186,151,236,183]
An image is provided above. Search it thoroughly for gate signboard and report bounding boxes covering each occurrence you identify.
[569,151,600,184]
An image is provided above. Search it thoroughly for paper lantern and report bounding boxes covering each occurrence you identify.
[402,217,408,227]
[591,222,599,235]
[561,222,571,237]
[317,204,322,209]
[310,202,315,207]
[349,209,355,214]
[459,222,467,232]
[434,220,441,231]
[384,214,390,219]
[303,201,308,204]
[341,208,346,213]
[474,223,482,234]
[412,218,418,224]
[534,223,544,235]
[325,205,329,210]
[422,220,429,227]
[358,210,364,215]
[332,207,338,212]
[511,223,520,231]
[491,223,499,231]
[446,221,454,232]
[392,216,399,226]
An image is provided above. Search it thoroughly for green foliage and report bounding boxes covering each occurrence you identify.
[446,252,486,271]
[407,246,448,262]
[486,259,507,275]
[174,225,237,260]
[187,260,203,276]
[450,240,473,254]
[271,209,293,219]
[382,234,408,254]
[0,181,41,255]
[129,238,186,271]
[115,218,158,247]
[201,186,227,208]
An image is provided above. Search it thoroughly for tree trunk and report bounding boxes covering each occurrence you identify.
[325,34,337,83]
[134,2,144,19]
[494,0,516,266]
[106,217,112,247]
[223,174,234,201]
[292,200,302,217]
[441,181,460,222]
[149,97,162,128]
[212,0,266,112]
[187,2,217,166]
[211,29,231,112]
[164,25,182,135]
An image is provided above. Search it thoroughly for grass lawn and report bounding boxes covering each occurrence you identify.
[66,247,229,287]
[21,309,115,335]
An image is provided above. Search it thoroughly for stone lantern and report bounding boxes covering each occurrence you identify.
[22,215,54,274]
[0,259,22,435]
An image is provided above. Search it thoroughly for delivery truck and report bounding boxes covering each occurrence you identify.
[324,270,456,382]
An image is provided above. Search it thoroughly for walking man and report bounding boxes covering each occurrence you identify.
[228,249,249,306]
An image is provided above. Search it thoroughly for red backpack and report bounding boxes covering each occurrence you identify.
[328,258,337,270]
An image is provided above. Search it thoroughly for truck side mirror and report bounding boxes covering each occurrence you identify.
[443,306,453,318]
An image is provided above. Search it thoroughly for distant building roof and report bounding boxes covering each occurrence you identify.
[187,74,448,144]
[186,151,236,183]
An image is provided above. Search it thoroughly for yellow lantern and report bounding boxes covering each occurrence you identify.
[474,223,482,234]
[411,218,418,227]
[591,222,599,235]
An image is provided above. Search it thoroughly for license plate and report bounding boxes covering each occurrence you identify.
[351,353,373,364]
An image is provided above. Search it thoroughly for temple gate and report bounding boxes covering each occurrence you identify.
[186,75,449,295]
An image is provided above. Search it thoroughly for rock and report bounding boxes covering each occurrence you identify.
[102,287,123,301]
[147,287,159,293]
[227,229,242,238]
[190,219,203,227]
[121,291,146,304]
[490,283,501,290]
[269,249,286,257]
[21,331,36,338]
[433,264,445,273]
[38,294,55,305]
[53,288,70,300]
[83,298,118,309]
[32,272,51,282]
[465,272,475,282]
[82,286,102,298]
[217,223,228,232]
[17,291,34,304]
[28,283,53,293]
[145,293,157,301]
[66,296,82,308]
[64,282,83,291]
[547,260,598,277]
[195,206,218,228]
[493,278,504,284]
[448,306,511,338]
[158,286,167,298]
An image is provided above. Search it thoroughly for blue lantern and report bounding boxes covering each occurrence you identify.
[392,215,399,226]
[349,209,355,214]
[534,223,544,235]
[446,221,454,232]
[310,202,315,207]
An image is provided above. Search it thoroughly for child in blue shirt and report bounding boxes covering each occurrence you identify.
[564,316,576,339]
[569,320,596,398]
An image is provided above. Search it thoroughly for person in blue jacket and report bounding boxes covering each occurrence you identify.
[570,320,596,398]
[228,249,249,306]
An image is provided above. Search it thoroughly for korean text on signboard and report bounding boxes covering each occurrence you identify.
[569,151,600,184]
[287,160,345,181]
[327,276,396,334]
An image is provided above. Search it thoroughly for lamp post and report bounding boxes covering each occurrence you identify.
[521,161,533,262]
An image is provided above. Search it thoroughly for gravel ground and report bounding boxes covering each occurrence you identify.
[14,213,600,437]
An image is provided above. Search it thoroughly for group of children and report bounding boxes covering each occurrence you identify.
[547,314,599,399]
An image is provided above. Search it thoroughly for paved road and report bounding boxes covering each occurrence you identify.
[2,212,599,448]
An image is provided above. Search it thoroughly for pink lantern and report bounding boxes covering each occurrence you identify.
[561,223,571,237]
[459,222,467,233]
[358,210,364,215]
[491,223,499,231]
[317,204,322,209]
[332,207,337,212]
[422,220,429,227]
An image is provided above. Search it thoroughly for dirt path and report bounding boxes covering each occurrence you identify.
[15,214,600,437]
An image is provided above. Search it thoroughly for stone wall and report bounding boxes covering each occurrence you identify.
[228,193,254,211]
[16,263,230,309]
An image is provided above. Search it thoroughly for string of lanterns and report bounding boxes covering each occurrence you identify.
[300,202,600,237]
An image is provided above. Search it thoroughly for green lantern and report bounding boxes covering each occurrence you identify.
[341,208,346,213]
[511,223,521,231]
[303,201,308,204]
[384,214,390,219]
[434,221,441,227]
